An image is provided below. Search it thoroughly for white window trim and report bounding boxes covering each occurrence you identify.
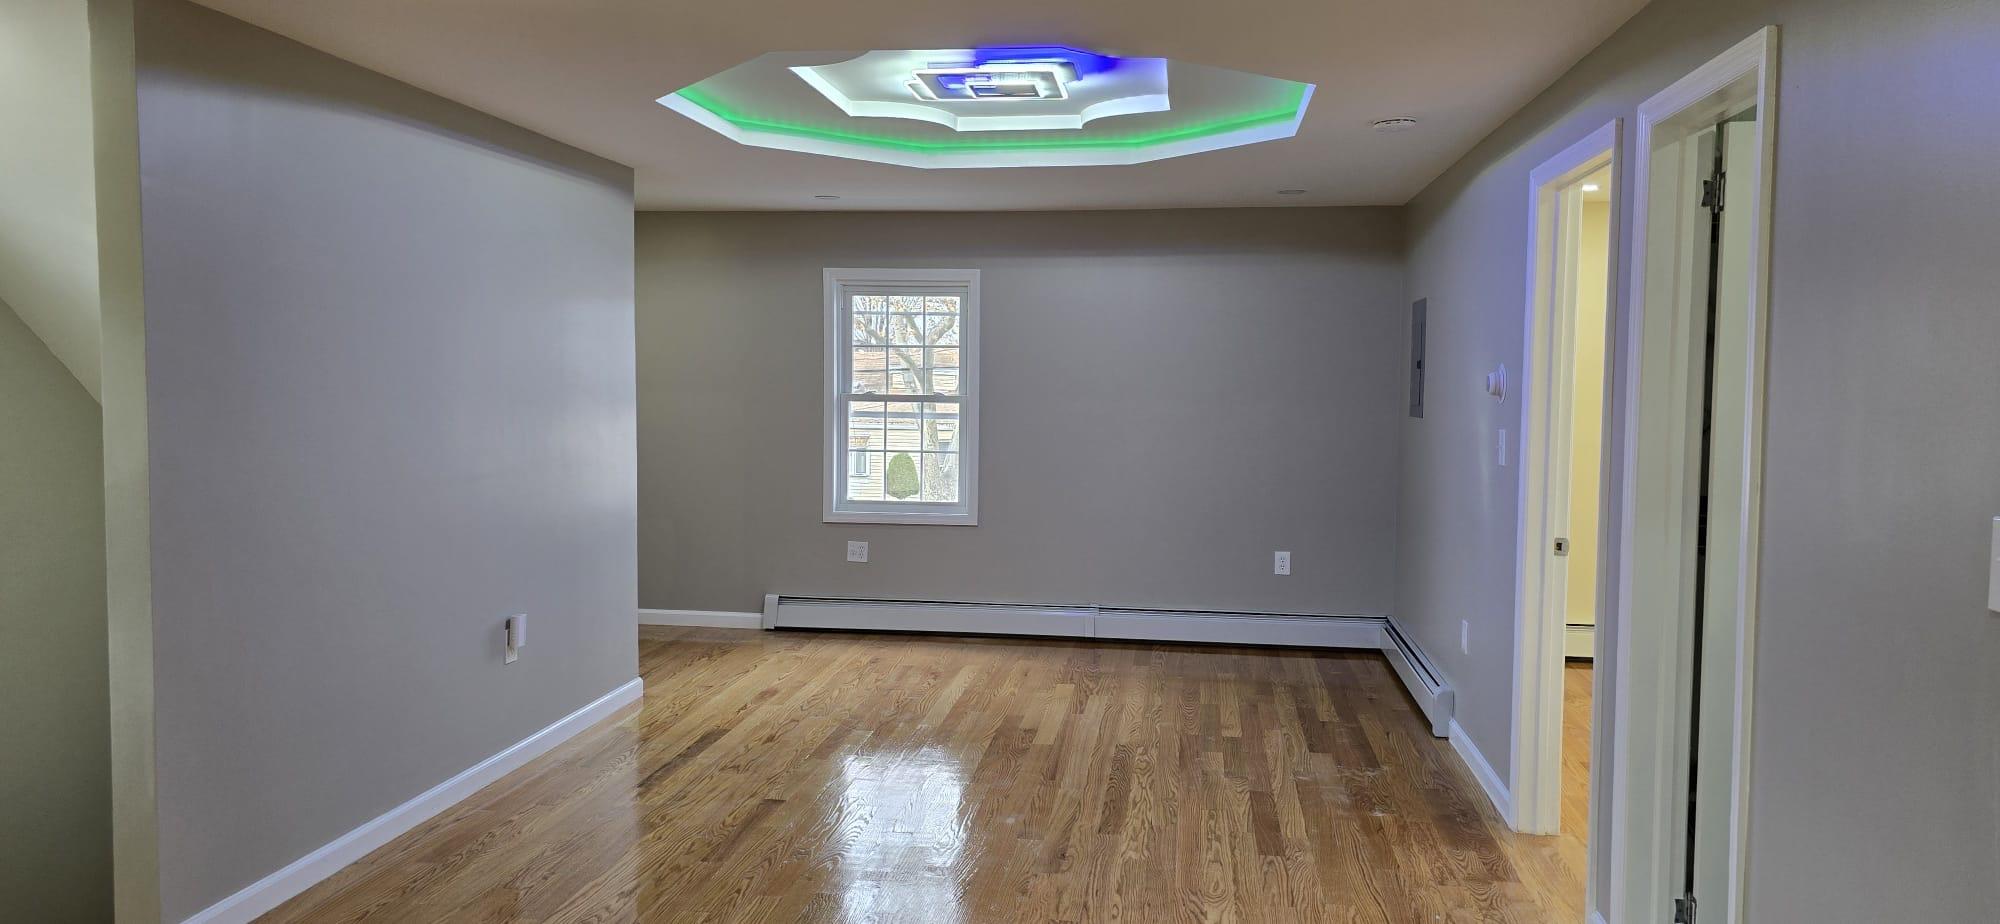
[823,267,980,525]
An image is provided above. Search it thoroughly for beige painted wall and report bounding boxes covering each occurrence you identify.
[1564,199,1610,629]
[100,2,638,918]
[0,0,102,398]
[0,296,111,921]
[637,208,1406,617]
[1396,0,2000,918]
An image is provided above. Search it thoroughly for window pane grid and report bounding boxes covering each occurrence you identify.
[834,278,972,519]
[848,293,963,400]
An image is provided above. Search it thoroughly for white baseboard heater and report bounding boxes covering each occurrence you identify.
[1382,618,1454,738]
[758,595,1452,738]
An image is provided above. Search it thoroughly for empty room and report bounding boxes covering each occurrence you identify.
[2,0,1995,922]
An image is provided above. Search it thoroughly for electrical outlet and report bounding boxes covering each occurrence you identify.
[1273,551,1291,575]
[846,540,869,563]
[1461,619,1470,655]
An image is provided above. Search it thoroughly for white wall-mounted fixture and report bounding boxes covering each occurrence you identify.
[1273,551,1292,575]
[1486,363,1508,400]
[504,614,525,664]
[846,540,869,563]
[1988,518,1999,612]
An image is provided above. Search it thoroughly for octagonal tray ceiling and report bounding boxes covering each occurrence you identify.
[188,0,1653,210]
[659,46,1311,168]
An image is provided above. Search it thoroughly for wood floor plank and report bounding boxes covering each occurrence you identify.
[261,627,1591,923]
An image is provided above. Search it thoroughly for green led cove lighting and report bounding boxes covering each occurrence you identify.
[672,82,1310,154]
[654,48,1316,168]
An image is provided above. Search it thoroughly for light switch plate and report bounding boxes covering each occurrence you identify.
[1988,518,1999,613]
[846,540,869,563]
[504,614,524,664]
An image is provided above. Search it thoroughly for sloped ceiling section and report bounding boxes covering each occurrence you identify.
[0,0,102,399]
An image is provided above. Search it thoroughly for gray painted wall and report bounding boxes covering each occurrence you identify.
[0,296,111,921]
[637,209,1405,616]
[1396,0,2000,918]
[118,2,638,918]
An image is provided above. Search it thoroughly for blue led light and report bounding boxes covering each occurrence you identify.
[969,44,1121,77]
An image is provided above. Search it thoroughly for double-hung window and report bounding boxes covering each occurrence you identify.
[824,268,979,525]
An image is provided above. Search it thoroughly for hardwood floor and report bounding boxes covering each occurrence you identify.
[1560,662,1594,843]
[264,628,1590,923]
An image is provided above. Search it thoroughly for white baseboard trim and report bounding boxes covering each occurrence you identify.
[638,608,765,629]
[763,596,1385,650]
[180,677,644,924]
[1565,623,1596,659]
[1588,911,1609,924]
[1448,718,1515,827]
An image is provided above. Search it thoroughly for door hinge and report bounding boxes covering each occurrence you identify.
[1700,171,1726,215]
[1553,538,1570,556]
[1674,895,1698,924]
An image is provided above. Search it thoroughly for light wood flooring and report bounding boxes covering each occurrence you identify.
[264,628,1594,923]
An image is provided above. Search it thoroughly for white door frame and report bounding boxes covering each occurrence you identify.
[1604,26,1778,924]
[1511,119,1620,840]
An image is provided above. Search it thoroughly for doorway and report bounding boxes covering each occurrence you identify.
[1603,27,1777,924]
[1512,122,1619,850]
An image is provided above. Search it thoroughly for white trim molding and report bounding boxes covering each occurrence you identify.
[1607,25,1776,924]
[1449,719,1514,826]
[180,677,643,924]
[638,609,765,629]
[822,267,981,526]
[1513,118,1622,837]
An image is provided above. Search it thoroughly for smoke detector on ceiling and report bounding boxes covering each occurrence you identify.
[1371,117,1419,132]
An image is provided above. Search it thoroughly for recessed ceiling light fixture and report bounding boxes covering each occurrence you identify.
[1371,117,1419,132]
[657,45,1315,169]
[1581,183,1601,192]
[1276,188,1307,195]
[813,194,842,200]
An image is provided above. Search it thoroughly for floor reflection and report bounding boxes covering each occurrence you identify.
[833,747,968,924]
[260,628,1590,922]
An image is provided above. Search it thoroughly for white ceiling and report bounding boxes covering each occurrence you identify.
[191,0,1649,211]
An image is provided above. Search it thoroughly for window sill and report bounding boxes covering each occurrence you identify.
[824,509,978,526]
